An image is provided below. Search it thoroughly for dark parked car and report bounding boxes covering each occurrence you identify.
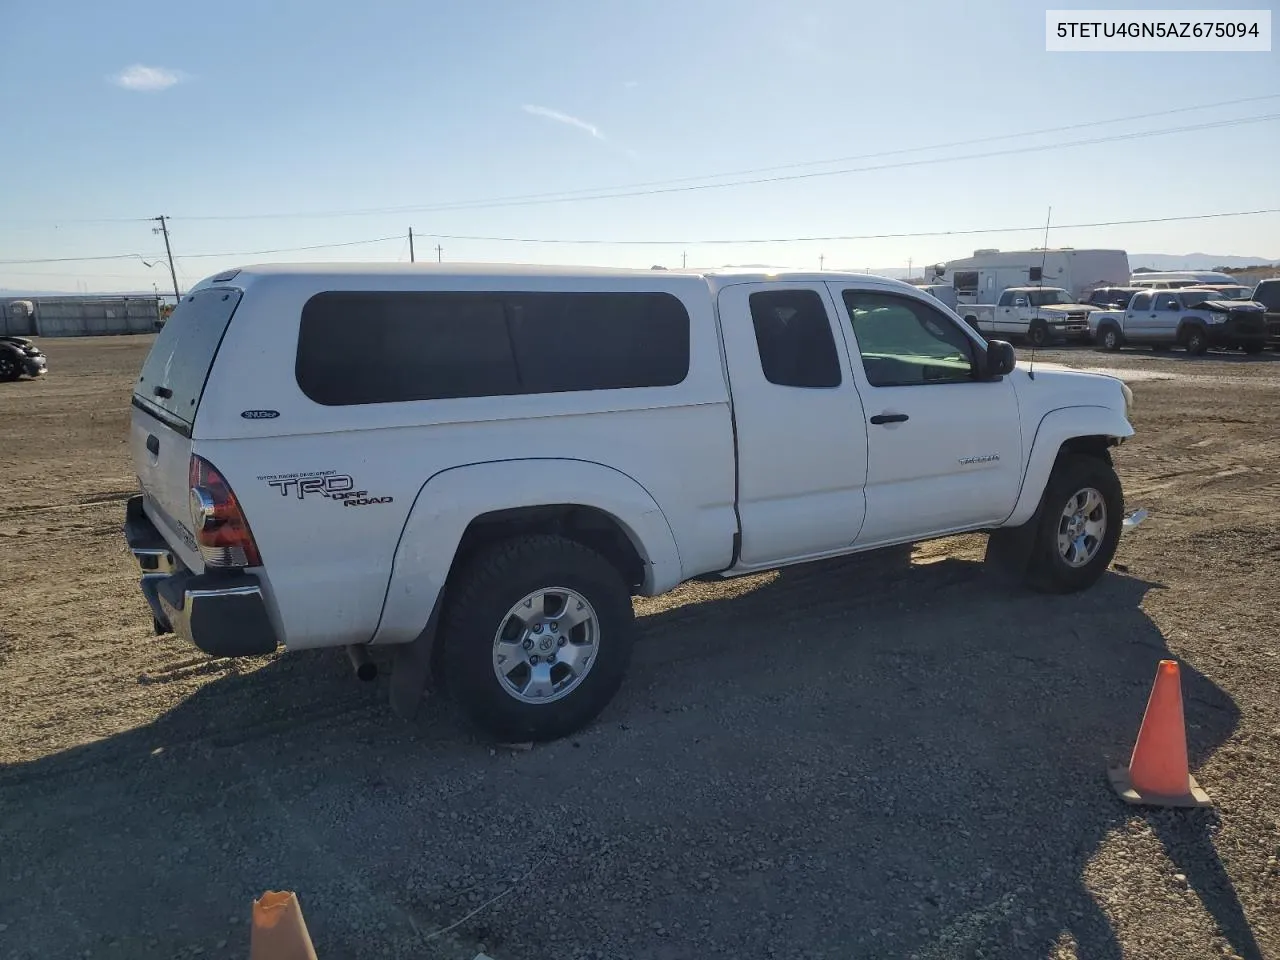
[1084,286,1146,310]
[1252,278,1280,349]
[0,336,48,381]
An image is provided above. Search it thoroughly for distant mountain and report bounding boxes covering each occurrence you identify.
[844,254,1279,280]
[1127,254,1280,271]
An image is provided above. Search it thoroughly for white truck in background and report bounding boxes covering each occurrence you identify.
[957,286,1094,347]
[931,248,1131,306]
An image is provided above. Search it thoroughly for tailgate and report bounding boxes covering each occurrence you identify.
[130,286,244,571]
[131,406,203,570]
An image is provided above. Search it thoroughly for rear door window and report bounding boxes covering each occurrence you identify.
[134,287,243,428]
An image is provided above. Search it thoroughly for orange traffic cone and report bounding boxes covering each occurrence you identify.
[249,891,319,960]
[1108,659,1212,808]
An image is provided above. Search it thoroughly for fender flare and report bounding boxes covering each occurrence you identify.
[1176,318,1207,343]
[370,458,682,646]
[1003,405,1134,528]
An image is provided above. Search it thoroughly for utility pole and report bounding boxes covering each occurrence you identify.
[152,216,181,302]
[682,251,687,268]
[819,254,825,271]
[908,257,913,279]
[409,227,415,263]
[435,244,443,263]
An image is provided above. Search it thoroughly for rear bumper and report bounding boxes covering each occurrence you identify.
[124,494,279,658]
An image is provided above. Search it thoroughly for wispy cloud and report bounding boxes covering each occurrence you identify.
[623,80,639,89]
[110,64,186,92]
[522,104,605,141]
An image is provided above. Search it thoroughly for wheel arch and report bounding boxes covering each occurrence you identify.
[1176,318,1206,344]
[370,458,682,647]
[1003,407,1132,528]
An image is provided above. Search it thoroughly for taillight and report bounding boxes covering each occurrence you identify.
[188,455,262,568]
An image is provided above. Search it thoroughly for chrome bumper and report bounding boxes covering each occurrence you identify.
[124,494,279,657]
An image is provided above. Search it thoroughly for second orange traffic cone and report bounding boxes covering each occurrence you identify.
[1108,659,1212,808]
[249,891,319,960]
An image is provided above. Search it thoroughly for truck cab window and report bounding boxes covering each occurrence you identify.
[748,290,843,388]
[1131,292,1152,311]
[842,291,976,388]
[1155,293,1179,311]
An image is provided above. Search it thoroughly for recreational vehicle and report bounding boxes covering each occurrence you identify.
[932,248,1131,305]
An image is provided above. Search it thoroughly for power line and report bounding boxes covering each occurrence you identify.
[0,252,158,266]
[7,93,1276,231]
[414,208,1280,246]
[177,235,403,259]
[158,108,1280,222]
[4,208,1274,276]
[0,235,401,266]
[393,114,1280,214]
[394,93,1280,210]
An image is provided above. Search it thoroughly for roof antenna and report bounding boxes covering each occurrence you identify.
[1029,205,1052,381]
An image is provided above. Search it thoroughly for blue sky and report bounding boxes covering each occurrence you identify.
[1,0,1277,292]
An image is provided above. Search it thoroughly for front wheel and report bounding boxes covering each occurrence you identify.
[1099,326,1121,352]
[1025,454,1124,594]
[0,352,20,382]
[1184,327,1209,355]
[438,534,635,742]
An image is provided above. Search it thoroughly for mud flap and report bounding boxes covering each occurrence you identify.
[984,497,1046,587]
[388,598,442,721]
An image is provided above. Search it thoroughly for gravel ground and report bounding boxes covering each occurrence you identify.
[1,336,1278,960]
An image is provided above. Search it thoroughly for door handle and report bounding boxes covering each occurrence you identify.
[870,413,909,425]
[153,385,173,399]
[146,434,160,455]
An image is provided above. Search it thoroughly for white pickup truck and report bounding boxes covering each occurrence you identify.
[958,286,1094,347]
[123,264,1136,742]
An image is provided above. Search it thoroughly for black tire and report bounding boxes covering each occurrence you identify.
[438,534,635,742]
[1027,320,1050,349]
[1099,325,1122,352]
[1025,454,1124,594]
[1243,342,1264,355]
[1184,327,1209,355]
[0,351,20,382]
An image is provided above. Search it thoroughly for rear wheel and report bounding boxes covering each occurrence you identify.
[438,534,635,742]
[1028,321,1050,349]
[1025,454,1124,594]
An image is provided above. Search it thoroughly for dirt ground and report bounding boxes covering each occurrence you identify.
[2,335,1278,960]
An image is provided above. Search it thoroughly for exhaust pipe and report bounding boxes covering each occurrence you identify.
[345,644,378,682]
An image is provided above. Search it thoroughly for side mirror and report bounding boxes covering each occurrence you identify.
[984,339,1016,378]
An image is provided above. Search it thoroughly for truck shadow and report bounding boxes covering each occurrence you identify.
[0,553,1254,960]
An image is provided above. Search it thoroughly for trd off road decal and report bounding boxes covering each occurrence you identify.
[256,470,393,507]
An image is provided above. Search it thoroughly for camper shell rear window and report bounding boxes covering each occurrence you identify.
[134,287,243,429]
[295,290,691,406]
